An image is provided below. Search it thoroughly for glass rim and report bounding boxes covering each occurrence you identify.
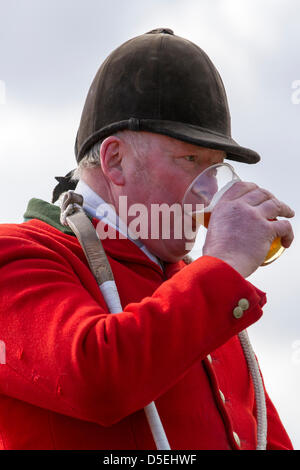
[182,162,240,213]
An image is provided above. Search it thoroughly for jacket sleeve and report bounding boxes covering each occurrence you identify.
[0,234,266,426]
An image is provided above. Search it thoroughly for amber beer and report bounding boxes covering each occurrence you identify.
[193,212,284,266]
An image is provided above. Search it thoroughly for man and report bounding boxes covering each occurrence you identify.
[0,29,295,450]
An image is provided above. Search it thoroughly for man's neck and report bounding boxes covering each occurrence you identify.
[74,179,164,270]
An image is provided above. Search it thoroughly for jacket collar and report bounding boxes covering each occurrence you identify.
[23,198,186,278]
[23,198,83,236]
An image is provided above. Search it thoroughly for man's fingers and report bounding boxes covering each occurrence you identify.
[270,219,294,248]
[259,198,295,220]
[221,181,258,201]
[239,186,295,218]
[242,187,274,206]
[221,183,295,219]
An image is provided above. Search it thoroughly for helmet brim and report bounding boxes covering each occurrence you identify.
[138,119,260,164]
[75,118,260,165]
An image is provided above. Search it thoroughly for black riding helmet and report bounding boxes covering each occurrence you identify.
[52,28,260,202]
[75,28,260,165]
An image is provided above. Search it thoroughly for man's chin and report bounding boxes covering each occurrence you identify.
[142,238,196,264]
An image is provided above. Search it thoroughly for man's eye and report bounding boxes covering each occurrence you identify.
[184,155,196,162]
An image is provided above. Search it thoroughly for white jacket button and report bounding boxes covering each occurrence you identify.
[219,389,226,404]
[233,306,244,319]
[233,431,241,447]
[238,298,250,310]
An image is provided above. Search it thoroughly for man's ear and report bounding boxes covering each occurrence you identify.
[100,136,125,186]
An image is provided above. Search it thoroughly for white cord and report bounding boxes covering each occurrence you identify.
[99,280,171,450]
[238,330,268,450]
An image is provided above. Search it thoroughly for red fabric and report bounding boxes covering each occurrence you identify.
[0,218,293,450]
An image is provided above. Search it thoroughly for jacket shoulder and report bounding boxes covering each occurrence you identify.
[0,219,84,270]
[0,218,74,242]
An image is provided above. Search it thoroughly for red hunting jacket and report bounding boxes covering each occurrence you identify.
[0,198,293,450]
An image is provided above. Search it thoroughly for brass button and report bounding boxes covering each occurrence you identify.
[219,389,226,404]
[238,298,250,311]
[207,354,213,364]
[233,431,241,447]
[233,306,244,319]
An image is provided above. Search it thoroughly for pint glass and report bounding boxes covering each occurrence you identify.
[183,163,285,266]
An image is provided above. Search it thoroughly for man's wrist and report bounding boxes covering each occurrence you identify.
[201,250,250,278]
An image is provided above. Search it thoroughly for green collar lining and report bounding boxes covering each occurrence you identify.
[23,198,93,236]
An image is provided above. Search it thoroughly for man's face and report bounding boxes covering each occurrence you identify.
[119,132,225,262]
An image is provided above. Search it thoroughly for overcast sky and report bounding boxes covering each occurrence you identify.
[0,0,299,449]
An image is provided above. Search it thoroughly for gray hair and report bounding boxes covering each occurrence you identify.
[70,130,143,182]
[70,140,102,182]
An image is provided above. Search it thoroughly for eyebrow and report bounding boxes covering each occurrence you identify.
[175,153,225,160]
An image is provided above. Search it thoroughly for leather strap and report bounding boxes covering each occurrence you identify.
[60,190,114,284]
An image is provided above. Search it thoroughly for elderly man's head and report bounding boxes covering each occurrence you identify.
[67,30,261,262]
[73,130,225,262]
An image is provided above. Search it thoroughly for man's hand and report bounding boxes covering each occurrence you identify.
[202,182,295,278]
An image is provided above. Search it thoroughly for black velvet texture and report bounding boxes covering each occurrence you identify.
[75,29,260,165]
